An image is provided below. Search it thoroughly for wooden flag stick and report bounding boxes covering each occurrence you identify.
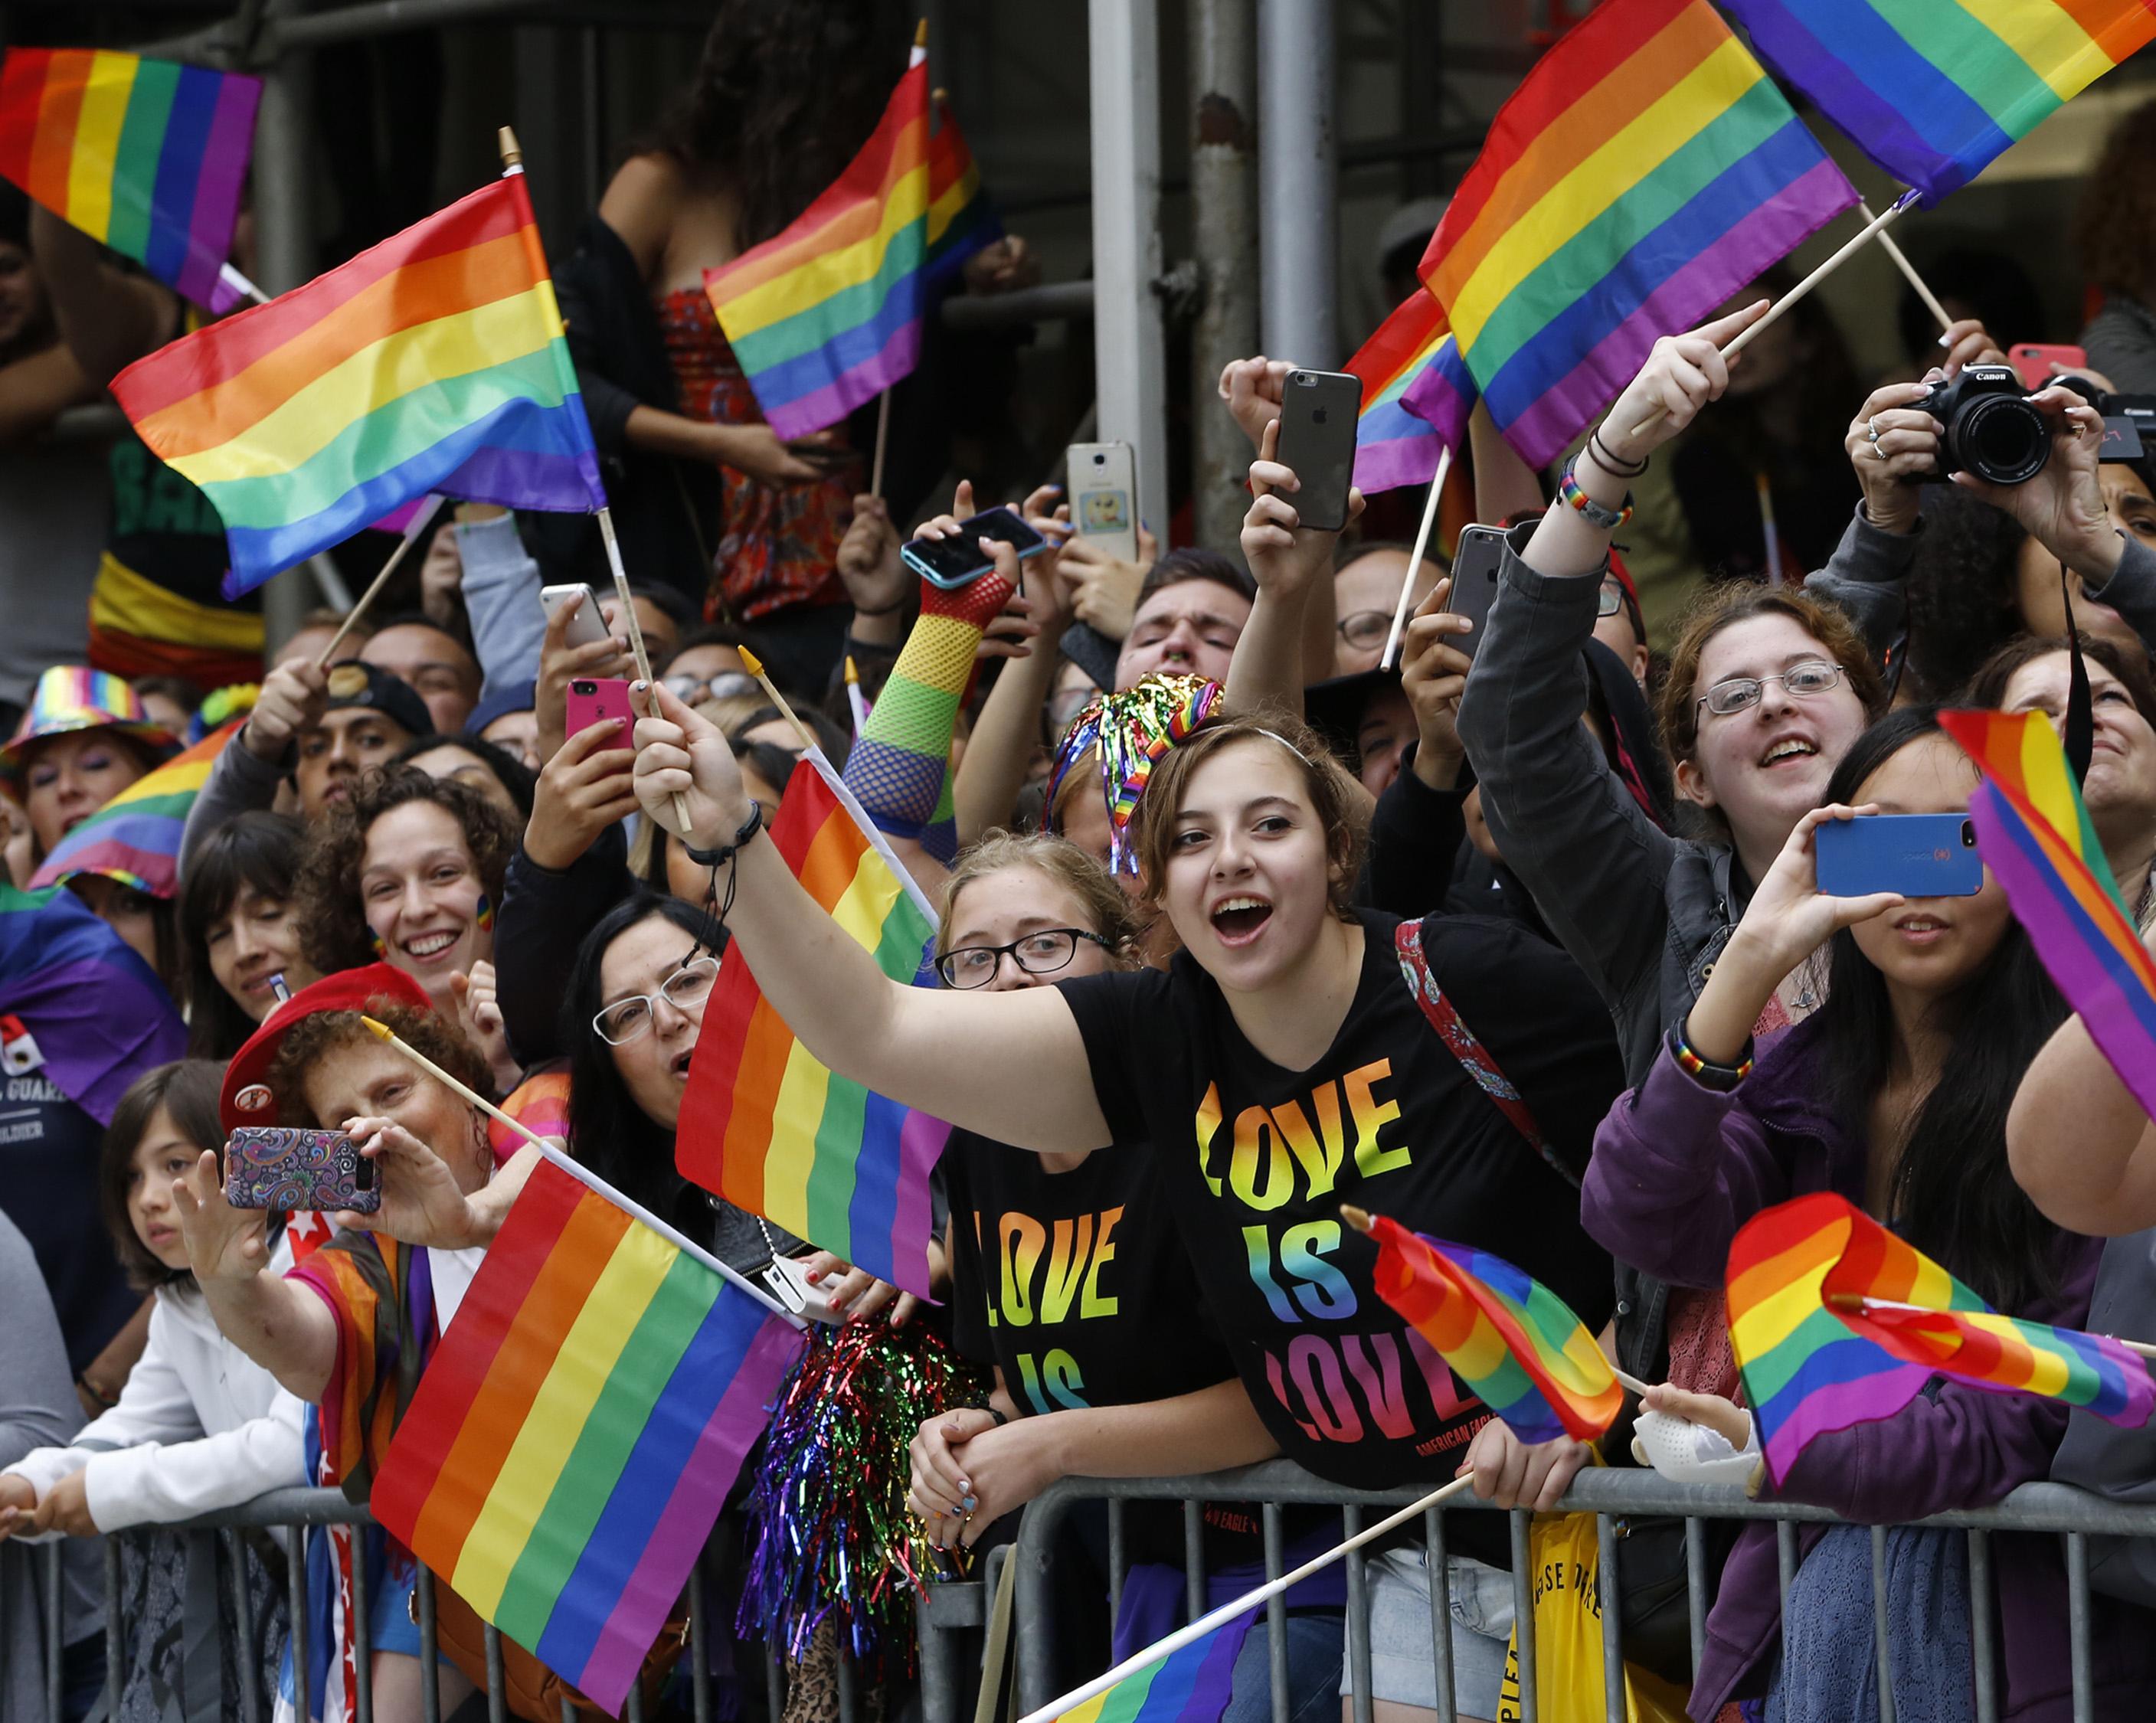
[738,646,823,755]
[596,506,695,837]
[1859,198,1954,338]
[869,387,894,499]
[1628,193,1917,442]
[1340,1203,1656,1397]
[313,494,446,670]
[1833,1293,2156,1361]
[1017,1472,1478,1723]
[357,1015,796,1319]
[1380,443,1451,672]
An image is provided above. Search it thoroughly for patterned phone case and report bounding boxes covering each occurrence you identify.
[224,1126,380,1213]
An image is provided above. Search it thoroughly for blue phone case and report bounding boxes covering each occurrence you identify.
[899,508,1048,589]
[1814,813,1984,899]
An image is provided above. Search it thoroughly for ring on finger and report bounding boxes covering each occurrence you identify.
[1866,417,1883,443]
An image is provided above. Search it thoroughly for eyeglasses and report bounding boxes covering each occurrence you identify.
[1697,659,1846,718]
[936,928,1111,989]
[664,670,759,706]
[1596,580,1625,620]
[1336,610,1394,651]
[592,956,720,1045]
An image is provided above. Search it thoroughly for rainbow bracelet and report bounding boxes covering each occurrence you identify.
[1557,461,1634,530]
[1673,1026,1753,1088]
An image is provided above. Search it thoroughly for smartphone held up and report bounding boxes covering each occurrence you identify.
[224,1126,380,1214]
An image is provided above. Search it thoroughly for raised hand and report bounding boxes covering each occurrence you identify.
[1219,355,1292,452]
[836,494,908,621]
[170,1149,271,1287]
[335,1115,485,1249]
[1846,380,1943,535]
[243,659,329,763]
[1953,387,2119,579]
[1398,580,1474,786]
[1242,416,1364,593]
[1595,299,1770,467]
[535,589,633,766]
[632,681,751,851]
[525,717,640,871]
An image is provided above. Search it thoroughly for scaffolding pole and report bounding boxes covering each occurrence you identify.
[1258,0,1336,367]
[1088,0,1170,540]
[1187,0,1258,550]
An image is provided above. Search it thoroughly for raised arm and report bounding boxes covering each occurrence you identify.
[632,682,1113,1154]
[28,205,174,386]
[2007,1009,2156,1235]
[1226,419,1360,718]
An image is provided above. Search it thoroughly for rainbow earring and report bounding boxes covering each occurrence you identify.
[369,931,388,959]
[473,894,494,933]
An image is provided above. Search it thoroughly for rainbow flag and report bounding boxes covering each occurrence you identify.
[703,47,935,438]
[677,752,949,1298]
[1729,1192,2154,1484]
[1050,1610,1253,1723]
[1724,0,2156,204]
[0,49,259,314]
[109,175,606,597]
[926,88,999,283]
[0,882,185,1123]
[488,1066,572,1162]
[1939,708,2156,1120]
[29,718,240,898]
[1364,1212,1622,1445]
[371,1157,802,1715]
[1417,0,1859,469]
[1344,293,1477,495]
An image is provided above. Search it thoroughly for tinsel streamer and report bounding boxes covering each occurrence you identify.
[736,1318,987,1678]
[1043,672,1224,873]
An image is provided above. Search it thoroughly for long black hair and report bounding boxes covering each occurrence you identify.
[177,811,307,1060]
[561,893,726,1231]
[1815,707,2068,1310]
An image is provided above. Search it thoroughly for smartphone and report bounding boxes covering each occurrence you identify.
[224,1126,379,1213]
[1273,369,1363,534]
[1067,442,1139,561]
[899,505,1048,590]
[566,676,633,740]
[2008,344,2089,391]
[540,583,610,649]
[1814,812,1984,900]
[1444,525,1507,663]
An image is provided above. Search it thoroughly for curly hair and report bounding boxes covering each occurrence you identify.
[293,766,517,979]
[1902,484,2030,701]
[1655,583,1889,785]
[2075,96,2156,302]
[643,0,906,253]
[265,999,492,1130]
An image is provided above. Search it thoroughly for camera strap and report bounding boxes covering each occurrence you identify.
[2060,560,2095,784]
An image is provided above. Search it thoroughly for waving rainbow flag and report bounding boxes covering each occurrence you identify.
[371,1157,800,1715]
[1938,708,2156,1120]
[676,751,950,1298]
[704,44,937,439]
[1729,1192,2154,1484]
[1049,1609,1255,1723]
[1724,0,2156,204]
[29,718,240,899]
[1418,0,1858,468]
[1362,1211,1622,1444]
[1343,293,1477,495]
[110,175,605,595]
[0,48,259,313]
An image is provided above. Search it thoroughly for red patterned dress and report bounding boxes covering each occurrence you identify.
[656,287,859,623]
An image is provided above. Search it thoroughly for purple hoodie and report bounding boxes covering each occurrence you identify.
[1582,1016,2149,1721]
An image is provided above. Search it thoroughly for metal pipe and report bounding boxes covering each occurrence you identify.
[1685,1517,1709,1679]
[418,1566,441,1723]
[352,1536,374,1723]
[1968,1529,1997,1723]
[940,280,1096,330]
[2066,1532,2094,1723]
[1087,0,1170,537]
[689,1555,714,1723]
[1343,1504,1372,1723]
[1183,1498,1206,1619]
[226,1527,263,1723]
[1597,1515,1624,1723]
[1423,1506,1454,1723]
[1186,0,1258,548]
[1257,0,1336,366]
[1108,1496,1127,1622]
[1870,1524,1897,1723]
[285,1527,309,1721]
[1510,1511,1538,1723]
[1262,1501,1288,1723]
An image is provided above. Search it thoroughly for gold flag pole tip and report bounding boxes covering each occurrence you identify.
[1340,1205,1373,1234]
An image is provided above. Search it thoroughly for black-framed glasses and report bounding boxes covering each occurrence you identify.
[1596,580,1625,619]
[936,928,1111,989]
[593,956,720,1045]
[1336,610,1393,650]
[1697,659,1845,718]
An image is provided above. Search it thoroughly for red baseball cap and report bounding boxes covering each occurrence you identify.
[220,963,434,1133]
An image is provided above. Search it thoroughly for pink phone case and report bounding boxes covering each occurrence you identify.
[224,1127,379,1213]
[566,676,634,740]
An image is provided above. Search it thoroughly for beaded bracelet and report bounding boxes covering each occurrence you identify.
[1557,462,1634,530]
[1673,1026,1753,1088]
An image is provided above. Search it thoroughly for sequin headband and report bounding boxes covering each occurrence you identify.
[1045,672,1225,874]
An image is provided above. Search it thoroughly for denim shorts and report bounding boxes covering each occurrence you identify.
[1338,1547,1516,1721]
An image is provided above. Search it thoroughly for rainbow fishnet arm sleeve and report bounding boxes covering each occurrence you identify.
[842,567,1016,862]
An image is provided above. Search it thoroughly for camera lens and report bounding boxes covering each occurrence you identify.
[1961,819,1976,848]
[1950,393,2050,485]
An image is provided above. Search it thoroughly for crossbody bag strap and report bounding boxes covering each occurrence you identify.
[1393,919,1579,1189]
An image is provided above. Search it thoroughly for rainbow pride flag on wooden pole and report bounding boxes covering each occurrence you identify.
[676,750,950,1298]
[1418,0,1859,469]
[28,718,242,898]
[0,47,261,312]
[1724,0,2156,204]
[703,33,938,440]
[1728,1192,2154,1485]
[371,1156,802,1715]
[109,172,606,594]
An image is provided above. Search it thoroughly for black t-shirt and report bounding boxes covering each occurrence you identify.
[0,1071,139,1374]
[1058,910,1621,1497]
[945,1133,1234,1414]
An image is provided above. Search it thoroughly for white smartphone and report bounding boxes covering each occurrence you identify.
[539,583,609,649]
[1067,441,1140,561]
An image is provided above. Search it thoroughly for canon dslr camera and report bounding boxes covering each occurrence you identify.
[1911,365,2052,485]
